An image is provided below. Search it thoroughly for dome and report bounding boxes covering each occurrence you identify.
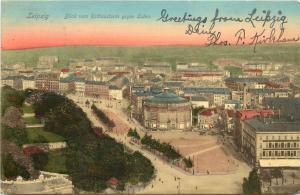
[147,92,188,104]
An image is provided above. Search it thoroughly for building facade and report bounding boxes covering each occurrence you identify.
[241,118,300,166]
[144,92,192,130]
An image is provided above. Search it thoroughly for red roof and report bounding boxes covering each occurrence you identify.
[74,72,81,76]
[23,146,44,157]
[61,68,70,73]
[75,66,82,68]
[106,177,119,186]
[237,109,273,120]
[199,108,217,116]
[19,70,33,73]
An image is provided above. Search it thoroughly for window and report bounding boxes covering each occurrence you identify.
[281,151,284,156]
[281,143,284,148]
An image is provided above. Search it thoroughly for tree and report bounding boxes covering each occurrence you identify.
[33,92,154,192]
[271,168,282,185]
[1,153,30,180]
[2,106,25,129]
[242,168,261,194]
[1,124,28,146]
[291,172,296,184]
[1,86,25,115]
[127,128,140,140]
[260,170,272,187]
[31,152,49,170]
[116,181,125,191]
[183,157,193,168]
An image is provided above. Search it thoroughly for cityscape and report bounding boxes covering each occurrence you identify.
[1,44,300,194]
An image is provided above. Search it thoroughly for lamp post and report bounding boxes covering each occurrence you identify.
[178,177,181,194]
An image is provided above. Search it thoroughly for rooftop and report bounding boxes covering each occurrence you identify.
[184,87,231,94]
[264,97,300,120]
[191,96,208,101]
[146,92,188,104]
[225,77,269,83]
[85,80,107,85]
[244,117,300,132]
[199,108,217,116]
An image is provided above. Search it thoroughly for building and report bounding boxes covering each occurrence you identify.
[1,76,15,87]
[74,77,85,96]
[142,62,172,75]
[241,117,300,166]
[243,69,263,76]
[197,108,218,130]
[37,56,58,69]
[84,81,109,99]
[183,87,231,107]
[242,62,282,71]
[175,71,223,82]
[35,73,60,92]
[22,76,35,90]
[234,109,274,150]
[59,77,75,94]
[144,92,192,130]
[225,77,269,90]
[224,100,242,110]
[220,109,236,133]
[130,87,162,122]
[108,76,129,100]
[1,75,32,90]
[191,96,209,108]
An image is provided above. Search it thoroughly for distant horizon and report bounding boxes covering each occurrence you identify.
[2,42,300,51]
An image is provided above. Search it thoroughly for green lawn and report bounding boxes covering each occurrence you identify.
[26,127,65,143]
[43,150,67,174]
[22,104,34,113]
[24,117,41,125]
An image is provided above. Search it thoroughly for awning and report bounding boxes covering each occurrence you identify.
[259,159,300,168]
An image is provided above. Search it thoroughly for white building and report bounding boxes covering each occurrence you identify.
[22,76,36,90]
[74,77,85,96]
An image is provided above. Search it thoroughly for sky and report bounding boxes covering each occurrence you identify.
[2,1,300,50]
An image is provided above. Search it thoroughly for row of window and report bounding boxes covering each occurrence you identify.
[261,142,299,149]
[262,150,298,157]
[262,135,300,140]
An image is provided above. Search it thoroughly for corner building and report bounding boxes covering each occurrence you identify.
[144,92,192,130]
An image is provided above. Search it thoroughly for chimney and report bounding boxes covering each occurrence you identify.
[163,87,170,93]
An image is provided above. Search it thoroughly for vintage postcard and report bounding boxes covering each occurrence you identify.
[1,0,300,194]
